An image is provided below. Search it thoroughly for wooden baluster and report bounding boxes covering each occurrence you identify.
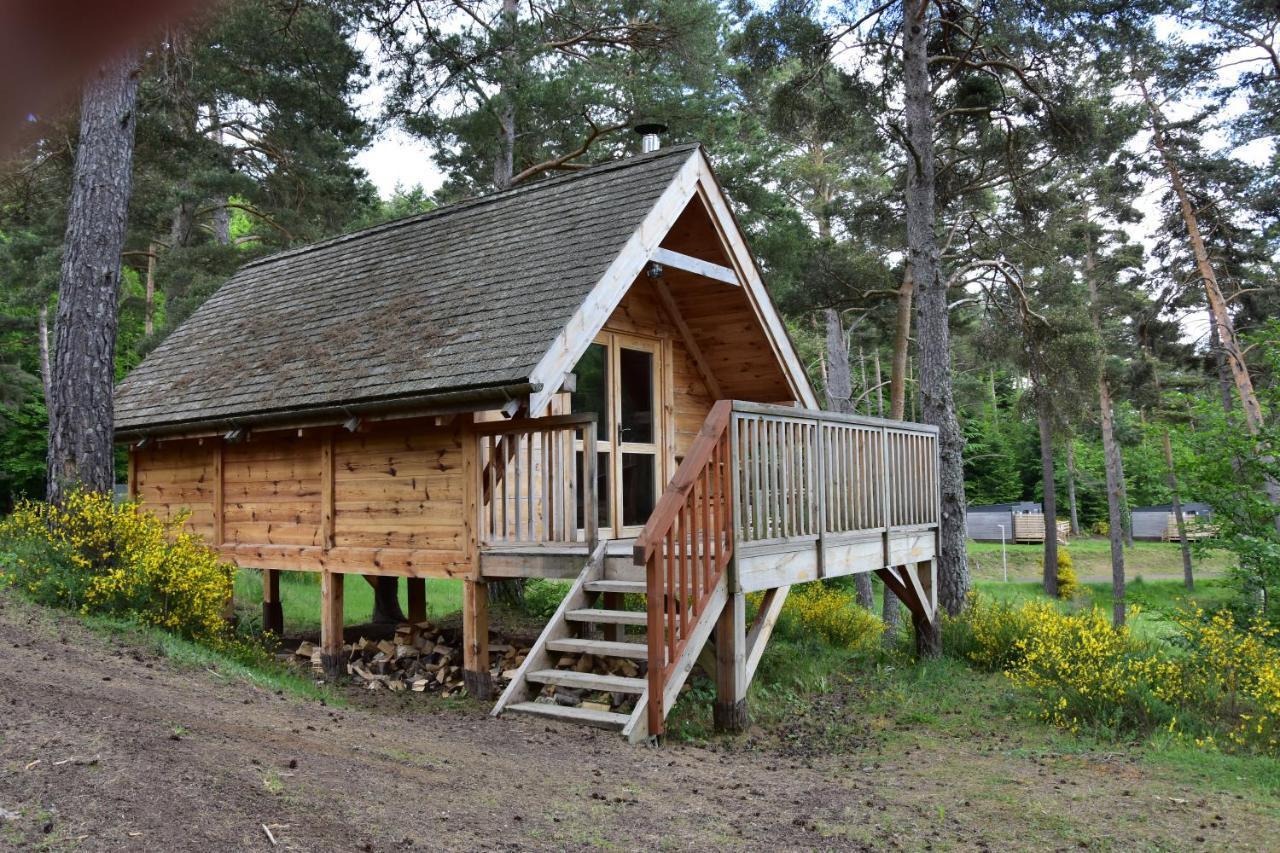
[486,435,496,542]
[702,462,712,592]
[665,526,676,660]
[513,430,523,541]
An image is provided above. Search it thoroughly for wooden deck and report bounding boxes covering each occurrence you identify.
[485,400,942,739]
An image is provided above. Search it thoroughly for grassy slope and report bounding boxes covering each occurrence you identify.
[968,536,1231,582]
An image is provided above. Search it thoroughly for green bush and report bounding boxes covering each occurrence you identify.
[521,578,570,620]
[0,491,233,641]
[766,582,884,653]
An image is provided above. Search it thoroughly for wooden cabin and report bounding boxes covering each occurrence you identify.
[114,143,942,741]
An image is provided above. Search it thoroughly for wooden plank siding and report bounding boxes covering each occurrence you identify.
[131,418,471,578]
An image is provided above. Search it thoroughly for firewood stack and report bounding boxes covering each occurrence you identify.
[289,621,526,698]
[287,621,647,713]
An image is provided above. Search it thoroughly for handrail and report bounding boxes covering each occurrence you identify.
[476,413,597,548]
[635,399,733,736]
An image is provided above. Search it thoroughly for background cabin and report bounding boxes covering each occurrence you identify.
[1132,503,1215,541]
[115,143,942,740]
[967,502,1044,542]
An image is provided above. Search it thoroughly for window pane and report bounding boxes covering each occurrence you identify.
[571,343,608,441]
[619,347,654,444]
[621,453,656,527]
[577,450,610,530]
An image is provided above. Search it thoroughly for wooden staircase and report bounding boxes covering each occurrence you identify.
[491,543,726,741]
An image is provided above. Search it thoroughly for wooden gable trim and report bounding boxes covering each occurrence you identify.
[688,154,819,409]
[526,146,819,416]
[526,150,702,416]
[650,247,738,286]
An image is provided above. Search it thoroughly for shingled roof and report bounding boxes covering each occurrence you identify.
[114,144,701,435]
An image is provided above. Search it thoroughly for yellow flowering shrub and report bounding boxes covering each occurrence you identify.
[761,582,884,652]
[1175,608,1280,754]
[1007,605,1188,733]
[1054,550,1078,600]
[0,491,233,641]
[943,592,1044,671]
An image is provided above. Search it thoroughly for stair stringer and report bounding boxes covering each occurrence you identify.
[622,573,729,743]
[491,540,608,717]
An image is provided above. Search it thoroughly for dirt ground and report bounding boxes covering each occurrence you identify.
[1,593,1278,852]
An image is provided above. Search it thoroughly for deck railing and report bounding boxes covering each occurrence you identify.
[475,413,597,548]
[634,400,734,736]
[730,402,940,544]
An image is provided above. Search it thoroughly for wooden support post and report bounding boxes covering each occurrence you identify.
[320,570,345,679]
[602,591,625,642]
[463,579,492,699]
[262,569,284,636]
[407,578,427,623]
[713,591,748,733]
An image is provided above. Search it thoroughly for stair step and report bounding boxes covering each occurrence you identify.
[546,637,649,660]
[527,669,646,694]
[506,701,630,730]
[565,608,648,626]
[584,580,646,595]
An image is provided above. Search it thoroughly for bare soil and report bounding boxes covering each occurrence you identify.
[1,592,1277,852]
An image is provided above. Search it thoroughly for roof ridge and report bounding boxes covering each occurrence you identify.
[240,142,703,271]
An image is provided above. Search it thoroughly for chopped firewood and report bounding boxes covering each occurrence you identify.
[573,654,594,673]
[581,701,611,714]
[554,688,582,706]
[411,678,430,692]
[294,641,314,658]
[376,640,396,657]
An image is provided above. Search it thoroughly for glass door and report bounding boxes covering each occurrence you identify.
[571,332,662,538]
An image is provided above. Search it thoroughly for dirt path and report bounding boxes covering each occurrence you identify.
[1,594,1277,852]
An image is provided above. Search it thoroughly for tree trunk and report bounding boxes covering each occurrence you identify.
[1163,429,1195,591]
[37,304,52,405]
[1065,439,1080,536]
[1036,393,1058,598]
[824,308,874,608]
[1208,310,1234,414]
[903,0,965,650]
[1117,447,1134,549]
[493,0,518,191]
[873,348,885,418]
[46,50,140,503]
[890,264,914,421]
[1099,378,1127,627]
[144,242,156,336]
[1143,79,1280,526]
[1084,235,1126,626]
[212,204,232,245]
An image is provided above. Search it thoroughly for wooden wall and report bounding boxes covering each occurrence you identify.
[130,419,471,578]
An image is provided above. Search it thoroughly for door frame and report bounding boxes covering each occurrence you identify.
[574,330,666,539]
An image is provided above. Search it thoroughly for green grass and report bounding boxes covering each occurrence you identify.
[972,577,1236,641]
[233,569,463,633]
[967,536,1231,582]
[81,613,343,704]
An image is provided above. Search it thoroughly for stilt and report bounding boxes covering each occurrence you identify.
[713,591,748,733]
[407,578,427,623]
[463,579,492,699]
[601,591,625,642]
[320,570,345,679]
[262,569,284,636]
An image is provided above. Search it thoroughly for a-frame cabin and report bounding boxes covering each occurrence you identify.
[115,143,941,741]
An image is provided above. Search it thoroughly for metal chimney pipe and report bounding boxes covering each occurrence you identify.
[634,121,668,153]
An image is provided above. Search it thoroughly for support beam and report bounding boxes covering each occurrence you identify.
[650,275,724,401]
[602,591,625,642]
[320,570,344,678]
[262,569,283,636]
[463,579,492,699]
[744,586,788,687]
[320,431,335,548]
[211,441,224,547]
[714,591,748,732]
[407,578,427,623]
[651,247,738,286]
